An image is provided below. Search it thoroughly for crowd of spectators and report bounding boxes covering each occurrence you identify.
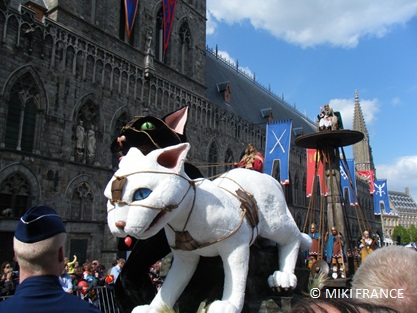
[1,255,163,299]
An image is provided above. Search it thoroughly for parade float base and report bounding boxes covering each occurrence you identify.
[295,130,364,149]
[116,240,310,313]
[172,240,310,313]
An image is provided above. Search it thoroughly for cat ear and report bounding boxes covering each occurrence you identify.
[156,143,190,174]
[163,106,188,135]
[119,148,145,170]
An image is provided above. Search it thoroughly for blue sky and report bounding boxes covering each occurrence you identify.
[206,0,417,201]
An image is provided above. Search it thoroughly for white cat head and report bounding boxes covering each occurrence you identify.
[104,143,191,239]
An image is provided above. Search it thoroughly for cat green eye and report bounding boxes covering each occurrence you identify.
[140,122,155,131]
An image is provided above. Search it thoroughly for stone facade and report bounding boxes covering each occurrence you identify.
[0,0,381,274]
[0,0,266,269]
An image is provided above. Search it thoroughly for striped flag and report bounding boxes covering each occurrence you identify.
[264,121,292,184]
[163,0,177,56]
[306,149,327,197]
[124,0,139,40]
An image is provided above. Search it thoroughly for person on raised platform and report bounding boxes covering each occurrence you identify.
[318,104,338,131]
[234,143,264,173]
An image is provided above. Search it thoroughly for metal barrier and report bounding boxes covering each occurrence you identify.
[75,286,121,313]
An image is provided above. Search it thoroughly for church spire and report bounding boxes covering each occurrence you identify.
[352,90,375,172]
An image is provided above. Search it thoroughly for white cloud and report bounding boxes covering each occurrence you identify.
[216,50,254,78]
[377,156,417,202]
[207,0,417,48]
[206,10,217,35]
[330,97,379,130]
[391,97,401,106]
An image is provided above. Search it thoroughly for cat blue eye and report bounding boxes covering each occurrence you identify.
[133,188,152,201]
[140,122,155,131]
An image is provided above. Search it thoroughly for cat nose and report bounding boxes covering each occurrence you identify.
[115,221,126,229]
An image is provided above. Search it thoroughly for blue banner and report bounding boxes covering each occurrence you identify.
[373,179,391,214]
[264,121,292,184]
[340,159,357,205]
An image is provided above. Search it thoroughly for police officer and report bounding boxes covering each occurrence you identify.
[0,206,101,313]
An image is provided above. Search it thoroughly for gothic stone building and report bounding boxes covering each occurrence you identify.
[0,0,380,268]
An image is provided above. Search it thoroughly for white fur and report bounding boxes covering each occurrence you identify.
[104,143,311,313]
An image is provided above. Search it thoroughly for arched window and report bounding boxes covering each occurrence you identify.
[74,100,98,164]
[155,8,164,62]
[208,141,218,178]
[111,112,130,168]
[294,174,300,205]
[284,174,293,205]
[295,212,303,230]
[0,172,31,218]
[224,148,234,172]
[179,21,192,76]
[119,0,136,45]
[71,182,94,221]
[5,73,38,152]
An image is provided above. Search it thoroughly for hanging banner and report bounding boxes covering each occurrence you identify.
[357,170,375,194]
[124,0,139,40]
[163,0,177,56]
[373,179,391,215]
[340,159,358,205]
[264,121,292,184]
[306,149,327,197]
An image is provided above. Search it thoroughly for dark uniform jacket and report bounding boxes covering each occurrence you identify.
[0,275,101,313]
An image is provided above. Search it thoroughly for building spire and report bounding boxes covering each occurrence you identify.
[352,90,375,172]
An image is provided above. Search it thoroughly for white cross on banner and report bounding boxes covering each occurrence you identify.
[264,121,292,184]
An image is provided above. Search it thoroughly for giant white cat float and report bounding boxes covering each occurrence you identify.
[104,143,311,313]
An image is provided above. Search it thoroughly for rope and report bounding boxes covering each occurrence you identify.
[109,168,253,251]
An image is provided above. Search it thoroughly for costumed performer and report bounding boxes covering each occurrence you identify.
[307,223,321,268]
[359,230,374,262]
[317,104,338,131]
[325,226,345,279]
[234,143,264,173]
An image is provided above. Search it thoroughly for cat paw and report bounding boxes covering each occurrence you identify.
[207,300,240,313]
[132,305,160,313]
[268,270,297,290]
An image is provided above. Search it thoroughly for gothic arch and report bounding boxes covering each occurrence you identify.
[152,5,164,63]
[71,93,102,164]
[224,146,235,172]
[0,162,41,215]
[2,65,47,152]
[2,65,48,112]
[64,174,103,221]
[177,17,194,76]
[207,138,219,178]
[110,105,132,134]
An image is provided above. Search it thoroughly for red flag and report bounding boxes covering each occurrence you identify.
[357,170,375,194]
[306,149,327,197]
[163,0,177,56]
